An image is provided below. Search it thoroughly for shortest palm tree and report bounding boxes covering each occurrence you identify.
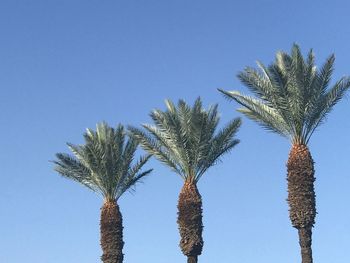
[129,98,241,263]
[53,122,152,263]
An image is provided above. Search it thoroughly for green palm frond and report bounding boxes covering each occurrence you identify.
[53,122,152,201]
[219,90,292,137]
[304,77,350,143]
[196,118,241,179]
[128,126,185,177]
[219,44,350,145]
[54,153,99,191]
[129,98,241,183]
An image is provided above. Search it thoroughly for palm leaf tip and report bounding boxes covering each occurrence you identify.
[217,88,233,98]
[218,89,244,104]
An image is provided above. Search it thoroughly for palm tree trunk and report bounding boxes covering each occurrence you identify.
[298,228,313,263]
[100,200,124,263]
[187,255,198,263]
[287,144,316,263]
[177,181,203,262]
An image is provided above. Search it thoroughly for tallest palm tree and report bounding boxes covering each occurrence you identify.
[219,44,350,263]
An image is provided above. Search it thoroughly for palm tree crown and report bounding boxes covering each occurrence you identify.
[219,44,350,145]
[128,97,241,183]
[54,122,152,201]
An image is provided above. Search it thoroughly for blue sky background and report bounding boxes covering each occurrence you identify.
[0,1,349,262]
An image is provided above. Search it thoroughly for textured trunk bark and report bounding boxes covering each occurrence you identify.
[187,255,198,263]
[100,200,124,263]
[177,181,203,262]
[287,144,316,263]
[298,228,313,263]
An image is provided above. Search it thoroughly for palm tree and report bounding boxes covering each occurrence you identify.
[219,44,350,263]
[53,122,152,263]
[129,97,241,263]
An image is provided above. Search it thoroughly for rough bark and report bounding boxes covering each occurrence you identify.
[177,181,203,261]
[287,144,316,263]
[298,228,313,263]
[100,200,124,263]
[187,255,198,263]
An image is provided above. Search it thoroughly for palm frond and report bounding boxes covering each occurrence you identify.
[53,153,98,191]
[196,118,241,178]
[219,89,291,137]
[129,98,241,182]
[117,168,153,199]
[53,122,152,200]
[128,126,185,178]
[220,44,350,145]
[304,77,350,142]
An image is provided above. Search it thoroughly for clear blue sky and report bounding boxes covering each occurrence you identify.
[0,1,349,262]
